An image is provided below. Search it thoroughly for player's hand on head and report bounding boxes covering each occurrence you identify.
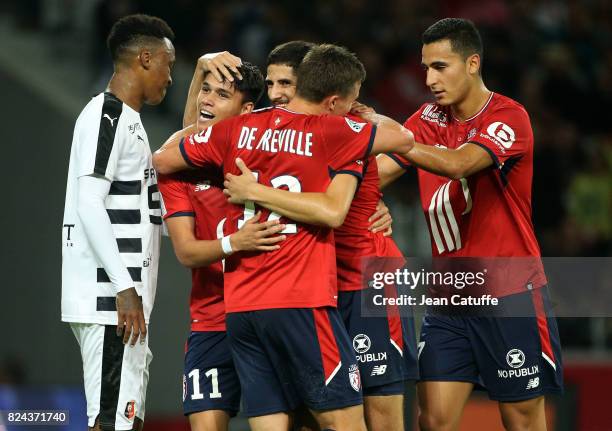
[231,211,286,252]
[116,287,147,346]
[198,51,243,82]
[223,158,257,204]
[369,199,393,236]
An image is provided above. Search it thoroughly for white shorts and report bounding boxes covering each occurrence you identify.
[71,323,153,430]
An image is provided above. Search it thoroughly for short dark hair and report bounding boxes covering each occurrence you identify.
[107,14,174,63]
[422,18,483,60]
[296,44,366,103]
[266,40,316,70]
[235,62,265,105]
[203,61,265,105]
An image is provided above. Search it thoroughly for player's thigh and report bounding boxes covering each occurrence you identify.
[498,396,546,431]
[71,323,151,431]
[363,394,403,431]
[339,289,416,392]
[309,404,367,431]
[225,312,298,417]
[188,410,231,431]
[248,412,291,431]
[418,314,480,384]
[417,381,473,431]
[183,331,240,419]
[257,307,363,412]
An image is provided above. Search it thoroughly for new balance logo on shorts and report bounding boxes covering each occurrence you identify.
[370,365,387,376]
[526,377,540,390]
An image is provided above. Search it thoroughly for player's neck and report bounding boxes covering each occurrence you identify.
[451,82,491,122]
[107,70,144,112]
[286,97,327,115]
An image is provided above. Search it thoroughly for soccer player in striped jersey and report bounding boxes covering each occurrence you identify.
[61,14,174,431]
[376,18,563,430]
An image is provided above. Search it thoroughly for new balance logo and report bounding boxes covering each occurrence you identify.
[103,114,117,127]
[371,365,387,376]
[526,377,540,390]
[195,181,211,192]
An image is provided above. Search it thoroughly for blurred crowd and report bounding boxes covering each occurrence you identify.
[6,0,612,347]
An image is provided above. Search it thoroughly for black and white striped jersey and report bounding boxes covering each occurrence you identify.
[62,92,161,324]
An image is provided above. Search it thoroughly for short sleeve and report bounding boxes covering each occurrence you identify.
[158,173,194,219]
[179,117,235,169]
[385,109,425,170]
[75,94,123,181]
[467,106,532,167]
[321,115,376,177]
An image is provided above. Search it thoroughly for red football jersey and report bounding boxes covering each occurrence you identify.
[158,168,227,331]
[392,92,547,296]
[335,154,404,291]
[180,107,375,312]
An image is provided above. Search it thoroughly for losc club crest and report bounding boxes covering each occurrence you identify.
[348,364,361,392]
[124,400,136,420]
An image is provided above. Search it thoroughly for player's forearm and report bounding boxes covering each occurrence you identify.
[77,176,133,293]
[172,237,226,268]
[248,183,348,228]
[401,143,488,180]
[183,63,205,128]
[361,112,415,155]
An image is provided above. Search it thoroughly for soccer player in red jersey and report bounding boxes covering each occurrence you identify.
[158,56,288,431]
[376,18,563,430]
[153,44,414,431]
[222,40,419,431]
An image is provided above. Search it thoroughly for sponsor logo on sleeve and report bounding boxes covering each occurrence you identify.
[192,127,213,144]
[345,117,367,133]
[486,122,515,149]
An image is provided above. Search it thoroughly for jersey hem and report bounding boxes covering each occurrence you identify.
[225,300,336,313]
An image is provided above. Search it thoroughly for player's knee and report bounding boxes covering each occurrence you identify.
[499,398,544,431]
[499,409,536,431]
[418,409,454,431]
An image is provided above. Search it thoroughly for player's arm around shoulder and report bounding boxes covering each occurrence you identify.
[350,103,415,156]
[153,125,198,174]
[223,158,358,228]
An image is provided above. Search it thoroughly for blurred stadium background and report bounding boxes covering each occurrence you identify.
[0,0,610,429]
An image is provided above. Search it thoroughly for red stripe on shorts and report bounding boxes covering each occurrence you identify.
[313,308,341,384]
[532,288,555,364]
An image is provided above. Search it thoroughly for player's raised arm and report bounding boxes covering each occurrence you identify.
[183,51,243,127]
[224,158,359,229]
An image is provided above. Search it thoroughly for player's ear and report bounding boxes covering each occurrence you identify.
[323,95,339,113]
[240,102,254,115]
[139,49,152,70]
[467,53,480,76]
